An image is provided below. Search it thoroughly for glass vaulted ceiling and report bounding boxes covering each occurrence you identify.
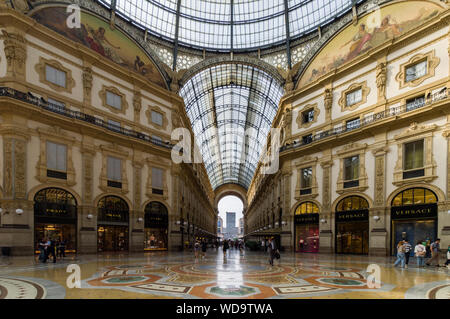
[179,64,284,190]
[99,0,357,51]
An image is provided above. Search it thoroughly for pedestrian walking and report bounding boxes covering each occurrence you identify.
[414,240,426,267]
[426,238,441,267]
[403,239,412,268]
[223,239,229,258]
[201,240,207,259]
[393,240,406,268]
[261,239,265,252]
[194,240,200,259]
[268,237,279,266]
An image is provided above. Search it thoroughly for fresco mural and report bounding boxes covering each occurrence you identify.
[31,7,167,88]
[297,1,443,88]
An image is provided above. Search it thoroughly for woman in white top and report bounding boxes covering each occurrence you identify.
[414,241,426,267]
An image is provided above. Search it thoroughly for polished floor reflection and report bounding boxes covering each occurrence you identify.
[0,248,448,299]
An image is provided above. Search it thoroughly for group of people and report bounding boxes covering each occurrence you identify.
[38,238,66,263]
[193,239,208,259]
[394,238,449,268]
[221,239,245,258]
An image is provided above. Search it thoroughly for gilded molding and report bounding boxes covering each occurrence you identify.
[146,105,169,131]
[295,103,320,129]
[1,30,27,80]
[338,81,371,112]
[99,85,129,115]
[35,57,75,93]
[336,143,369,194]
[393,122,437,186]
[99,143,130,194]
[36,126,76,186]
[395,50,440,89]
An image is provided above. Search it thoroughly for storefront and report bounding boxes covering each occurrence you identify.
[144,201,168,250]
[391,188,437,256]
[34,188,77,253]
[294,202,319,253]
[97,196,129,252]
[335,196,369,255]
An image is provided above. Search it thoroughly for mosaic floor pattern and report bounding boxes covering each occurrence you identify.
[0,250,448,299]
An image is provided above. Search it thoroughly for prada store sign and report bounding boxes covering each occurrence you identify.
[391,204,437,220]
[336,210,369,222]
[295,214,319,225]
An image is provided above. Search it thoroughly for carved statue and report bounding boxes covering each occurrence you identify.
[133,91,142,112]
[376,62,387,99]
[162,64,188,93]
[277,61,301,93]
[324,88,333,111]
[10,0,29,13]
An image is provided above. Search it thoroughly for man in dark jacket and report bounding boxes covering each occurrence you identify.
[268,238,278,266]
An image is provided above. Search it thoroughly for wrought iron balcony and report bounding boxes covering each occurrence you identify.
[0,87,177,151]
[280,88,448,153]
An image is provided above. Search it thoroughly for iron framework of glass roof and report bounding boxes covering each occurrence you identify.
[98,0,358,52]
[179,63,284,190]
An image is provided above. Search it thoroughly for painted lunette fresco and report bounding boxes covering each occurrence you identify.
[297,1,443,88]
[31,7,167,88]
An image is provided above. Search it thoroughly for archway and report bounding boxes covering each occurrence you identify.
[34,187,77,254]
[97,195,129,252]
[335,195,370,255]
[390,187,438,256]
[144,201,168,251]
[294,201,320,253]
[217,195,244,241]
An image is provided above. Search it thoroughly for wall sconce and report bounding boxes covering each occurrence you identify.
[320,218,327,224]
[184,221,188,226]
[268,225,272,228]
[137,217,143,222]
[263,226,267,230]
[15,208,23,215]
[281,221,287,226]
[0,208,3,214]
[176,220,181,225]
[275,222,279,227]
[87,214,93,219]
[373,216,380,221]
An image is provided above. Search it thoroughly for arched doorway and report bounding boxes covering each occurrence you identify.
[144,201,168,250]
[294,202,319,253]
[34,188,77,253]
[97,196,129,252]
[390,188,438,256]
[335,196,369,255]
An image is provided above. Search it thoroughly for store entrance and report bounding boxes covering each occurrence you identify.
[294,202,320,253]
[97,225,129,252]
[34,188,77,253]
[335,196,369,255]
[144,201,168,250]
[97,196,129,252]
[390,188,438,256]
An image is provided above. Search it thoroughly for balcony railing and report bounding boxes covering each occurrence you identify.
[280,89,448,153]
[0,87,177,151]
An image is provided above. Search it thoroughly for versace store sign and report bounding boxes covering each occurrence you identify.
[295,214,319,225]
[391,204,437,220]
[336,210,369,222]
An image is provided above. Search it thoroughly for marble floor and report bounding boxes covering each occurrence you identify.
[0,249,448,299]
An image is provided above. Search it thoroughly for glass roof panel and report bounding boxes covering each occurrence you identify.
[102,0,357,51]
[179,63,283,190]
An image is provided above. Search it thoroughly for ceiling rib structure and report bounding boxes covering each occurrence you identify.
[179,63,284,190]
[99,0,358,52]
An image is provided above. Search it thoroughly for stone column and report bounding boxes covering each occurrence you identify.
[79,141,97,254]
[280,161,292,251]
[319,158,333,254]
[370,146,389,256]
[169,166,182,251]
[0,125,32,255]
[440,128,450,250]
[130,155,144,253]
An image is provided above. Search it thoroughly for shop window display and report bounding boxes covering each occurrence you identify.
[294,202,319,253]
[144,202,168,250]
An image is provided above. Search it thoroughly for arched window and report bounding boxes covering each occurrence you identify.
[144,201,168,228]
[336,196,369,212]
[295,202,319,215]
[34,188,77,218]
[97,196,129,223]
[392,188,437,207]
